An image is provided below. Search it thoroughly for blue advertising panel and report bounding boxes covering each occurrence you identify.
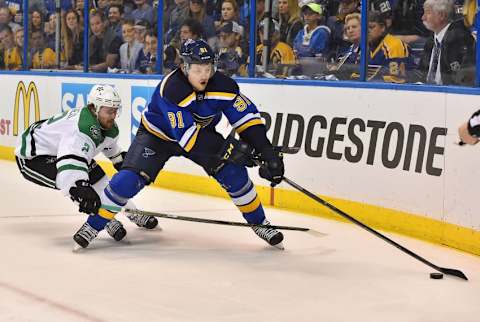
[131,85,155,141]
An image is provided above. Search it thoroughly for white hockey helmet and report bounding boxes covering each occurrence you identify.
[87,84,122,115]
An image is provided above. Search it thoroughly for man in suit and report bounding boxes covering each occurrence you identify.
[419,0,475,86]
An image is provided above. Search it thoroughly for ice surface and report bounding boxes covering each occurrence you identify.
[1,160,479,322]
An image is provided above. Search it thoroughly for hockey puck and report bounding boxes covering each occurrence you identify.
[430,272,444,279]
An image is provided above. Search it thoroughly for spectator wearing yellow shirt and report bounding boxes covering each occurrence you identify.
[0,26,21,70]
[31,30,56,69]
[256,19,297,77]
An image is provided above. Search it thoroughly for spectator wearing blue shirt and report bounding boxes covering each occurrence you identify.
[130,0,154,26]
[293,3,331,59]
[135,31,158,73]
[188,0,217,48]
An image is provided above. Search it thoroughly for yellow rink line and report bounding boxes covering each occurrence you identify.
[1,145,479,256]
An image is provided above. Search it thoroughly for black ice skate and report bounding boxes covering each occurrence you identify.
[252,219,284,249]
[105,219,127,241]
[73,222,99,250]
[126,213,159,229]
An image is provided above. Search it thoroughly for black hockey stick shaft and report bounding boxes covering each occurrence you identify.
[125,208,326,237]
[282,177,468,280]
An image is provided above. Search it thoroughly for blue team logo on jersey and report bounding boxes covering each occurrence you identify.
[131,85,155,141]
[142,147,156,158]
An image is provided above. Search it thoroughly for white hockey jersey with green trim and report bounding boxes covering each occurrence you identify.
[15,107,122,193]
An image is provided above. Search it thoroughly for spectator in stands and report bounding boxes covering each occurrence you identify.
[133,19,149,46]
[122,0,136,18]
[107,4,123,39]
[214,0,244,37]
[44,12,56,50]
[135,31,158,73]
[74,0,87,24]
[166,0,189,42]
[256,0,266,25]
[119,19,143,72]
[326,12,363,80]
[13,8,22,25]
[89,9,122,72]
[366,11,413,83]
[130,0,154,26]
[0,7,20,32]
[419,0,475,86]
[217,21,246,76]
[162,18,203,72]
[62,9,84,68]
[293,3,331,59]
[30,9,44,33]
[256,19,296,77]
[31,30,56,69]
[327,0,359,60]
[13,26,27,67]
[370,0,395,29]
[278,0,303,47]
[0,25,21,70]
[179,18,204,43]
[97,0,110,11]
[188,0,217,48]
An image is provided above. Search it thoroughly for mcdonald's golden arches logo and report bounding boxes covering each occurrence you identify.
[13,81,40,136]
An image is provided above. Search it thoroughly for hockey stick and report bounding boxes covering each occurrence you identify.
[101,205,326,237]
[281,176,468,280]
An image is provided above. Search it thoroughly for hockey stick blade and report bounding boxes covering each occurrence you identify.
[281,177,469,281]
[437,267,468,280]
[124,208,327,237]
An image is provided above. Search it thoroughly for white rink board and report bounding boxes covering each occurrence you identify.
[0,74,479,231]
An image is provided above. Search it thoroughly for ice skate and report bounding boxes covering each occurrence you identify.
[73,222,99,251]
[126,213,159,230]
[252,219,284,250]
[105,219,127,241]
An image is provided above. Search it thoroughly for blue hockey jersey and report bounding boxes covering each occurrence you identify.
[141,68,263,152]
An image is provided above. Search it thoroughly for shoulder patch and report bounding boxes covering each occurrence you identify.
[206,72,240,95]
[78,108,104,147]
[160,68,195,106]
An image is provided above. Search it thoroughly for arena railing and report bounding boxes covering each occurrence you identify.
[5,0,480,96]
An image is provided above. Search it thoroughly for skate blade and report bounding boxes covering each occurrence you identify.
[272,242,285,250]
[72,243,86,253]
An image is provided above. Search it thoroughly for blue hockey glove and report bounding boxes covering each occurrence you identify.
[69,180,101,214]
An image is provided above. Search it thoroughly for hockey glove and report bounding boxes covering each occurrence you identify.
[111,151,127,171]
[69,180,101,214]
[467,109,480,137]
[258,147,284,186]
[209,136,255,175]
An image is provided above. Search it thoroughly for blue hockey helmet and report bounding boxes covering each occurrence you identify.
[180,39,215,65]
[180,39,217,78]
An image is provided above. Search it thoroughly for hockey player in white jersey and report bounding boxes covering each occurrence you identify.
[15,84,158,249]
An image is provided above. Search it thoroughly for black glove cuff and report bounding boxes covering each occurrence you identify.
[239,125,272,154]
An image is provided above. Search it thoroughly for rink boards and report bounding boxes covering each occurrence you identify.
[0,74,479,255]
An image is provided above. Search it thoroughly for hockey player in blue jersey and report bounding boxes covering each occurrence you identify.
[89,38,286,249]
